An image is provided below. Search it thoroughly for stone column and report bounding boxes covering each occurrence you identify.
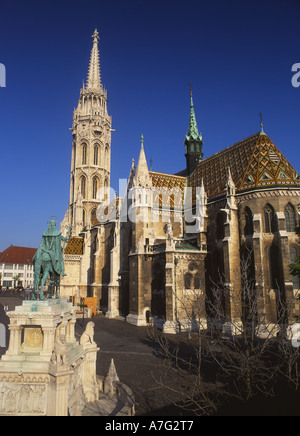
[41,326,55,358]
[6,324,21,356]
[163,251,176,334]
[66,318,77,343]
[252,213,275,324]
[81,342,99,403]
[222,206,242,324]
[107,222,121,319]
[277,212,294,321]
[48,372,73,416]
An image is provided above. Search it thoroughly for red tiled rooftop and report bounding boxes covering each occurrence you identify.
[0,246,37,265]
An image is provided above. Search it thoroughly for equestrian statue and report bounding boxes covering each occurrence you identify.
[32,218,71,300]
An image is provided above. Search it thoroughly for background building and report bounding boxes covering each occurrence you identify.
[0,246,37,289]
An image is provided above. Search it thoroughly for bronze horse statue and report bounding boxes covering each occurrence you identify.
[33,250,61,300]
[32,219,70,300]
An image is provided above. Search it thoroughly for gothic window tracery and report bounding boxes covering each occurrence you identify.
[94,144,99,166]
[285,203,297,232]
[82,143,87,165]
[81,176,86,199]
[92,177,98,199]
[184,273,192,290]
[264,204,277,234]
[184,263,201,291]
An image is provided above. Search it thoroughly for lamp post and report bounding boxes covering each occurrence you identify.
[80,297,87,325]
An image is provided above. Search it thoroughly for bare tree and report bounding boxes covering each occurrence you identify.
[149,248,300,415]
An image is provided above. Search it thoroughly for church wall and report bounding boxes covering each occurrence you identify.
[205,189,300,324]
[174,252,206,326]
[60,256,81,300]
[90,222,115,311]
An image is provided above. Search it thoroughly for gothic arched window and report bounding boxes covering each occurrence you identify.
[194,275,201,290]
[82,143,87,165]
[81,176,86,199]
[92,177,98,199]
[264,204,277,234]
[285,203,297,233]
[244,207,254,236]
[184,273,192,290]
[94,144,99,166]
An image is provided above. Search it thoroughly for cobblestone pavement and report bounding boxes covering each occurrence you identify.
[75,316,186,416]
[0,296,187,416]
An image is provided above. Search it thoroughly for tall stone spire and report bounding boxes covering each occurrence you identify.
[135,135,149,177]
[134,135,152,188]
[185,84,203,176]
[63,30,112,236]
[87,29,101,90]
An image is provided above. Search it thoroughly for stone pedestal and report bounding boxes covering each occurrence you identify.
[0,299,96,416]
[0,298,135,416]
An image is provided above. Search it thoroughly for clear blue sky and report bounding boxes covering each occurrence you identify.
[0,0,299,251]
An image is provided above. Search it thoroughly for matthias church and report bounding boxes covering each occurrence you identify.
[60,31,300,333]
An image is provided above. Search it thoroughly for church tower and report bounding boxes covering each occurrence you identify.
[67,30,112,236]
[185,87,203,176]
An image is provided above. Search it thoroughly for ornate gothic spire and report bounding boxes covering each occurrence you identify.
[186,83,202,143]
[134,135,152,187]
[185,84,203,176]
[86,29,101,90]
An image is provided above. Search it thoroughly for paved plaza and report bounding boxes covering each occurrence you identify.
[76,316,185,416]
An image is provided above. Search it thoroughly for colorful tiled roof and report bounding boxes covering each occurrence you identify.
[239,133,300,191]
[0,246,37,265]
[189,132,300,199]
[64,237,84,255]
[149,171,187,209]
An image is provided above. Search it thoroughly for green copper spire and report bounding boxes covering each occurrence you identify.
[186,84,202,143]
[185,84,203,176]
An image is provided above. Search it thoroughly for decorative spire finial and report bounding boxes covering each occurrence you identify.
[92,29,100,43]
[87,29,101,89]
[141,134,144,149]
[189,81,193,99]
[259,112,265,135]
